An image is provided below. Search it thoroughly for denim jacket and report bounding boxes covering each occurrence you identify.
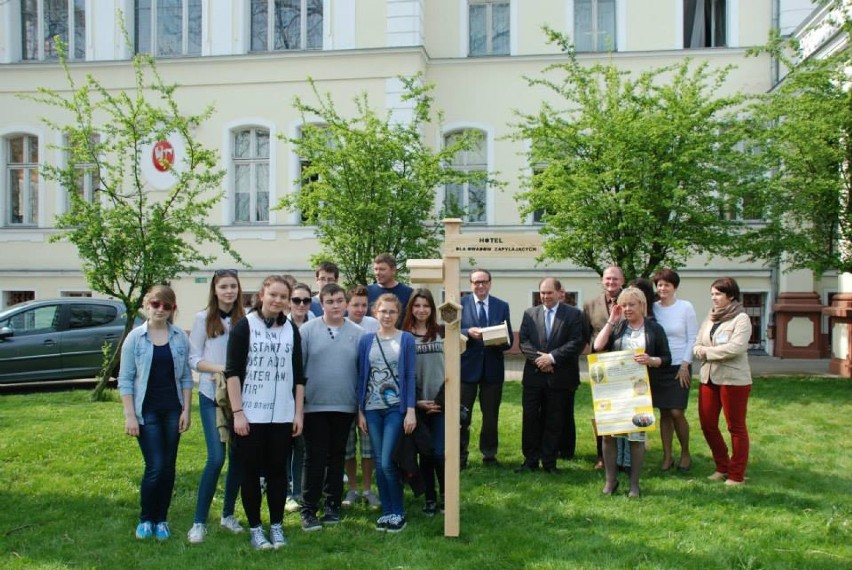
[118,321,193,424]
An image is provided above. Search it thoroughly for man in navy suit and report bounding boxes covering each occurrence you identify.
[460,268,513,468]
[517,277,585,473]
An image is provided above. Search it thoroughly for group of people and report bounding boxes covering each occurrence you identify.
[118,254,447,549]
[117,256,753,549]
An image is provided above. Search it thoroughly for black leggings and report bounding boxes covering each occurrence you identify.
[236,422,292,527]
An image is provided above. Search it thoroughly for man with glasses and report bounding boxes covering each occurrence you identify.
[459,268,513,468]
[310,261,339,317]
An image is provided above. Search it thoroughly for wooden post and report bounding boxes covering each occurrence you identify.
[442,218,462,537]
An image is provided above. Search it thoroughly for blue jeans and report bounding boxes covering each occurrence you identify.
[194,393,242,523]
[364,407,405,517]
[137,407,181,523]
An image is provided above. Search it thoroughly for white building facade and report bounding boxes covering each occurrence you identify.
[0,0,829,356]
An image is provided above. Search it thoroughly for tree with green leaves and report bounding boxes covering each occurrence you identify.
[742,0,852,275]
[25,42,243,400]
[513,30,762,280]
[280,75,486,286]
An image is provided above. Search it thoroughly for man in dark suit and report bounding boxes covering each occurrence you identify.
[517,277,585,473]
[460,268,513,468]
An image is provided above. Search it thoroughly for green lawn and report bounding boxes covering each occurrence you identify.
[1,377,850,569]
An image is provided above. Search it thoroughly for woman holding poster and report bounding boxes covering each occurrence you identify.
[594,287,671,498]
[225,275,305,550]
[693,277,753,487]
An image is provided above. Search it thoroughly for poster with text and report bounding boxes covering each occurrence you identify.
[587,349,656,436]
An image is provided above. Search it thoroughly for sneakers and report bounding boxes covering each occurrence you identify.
[321,506,341,525]
[285,497,301,513]
[249,526,273,550]
[342,489,360,507]
[154,522,171,541]
[220,515,244,533]
[386,514,407,533]
[187,523,207,543]
[422,500,437,517]
[362,490,381,510]
[135,521,153,540]
[301,513,322,532]
[269,523,288,549]
[375,514,391,532]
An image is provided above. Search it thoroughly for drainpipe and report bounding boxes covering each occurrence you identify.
[771,0,780,85]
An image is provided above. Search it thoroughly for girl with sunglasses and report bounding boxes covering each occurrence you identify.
[119,285,194,541]
[187,270,246,543]
[283,282,314,513]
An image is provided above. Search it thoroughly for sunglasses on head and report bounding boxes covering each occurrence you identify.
[149,300,175,311]
[214,269,239,277]
[290,297,311,306]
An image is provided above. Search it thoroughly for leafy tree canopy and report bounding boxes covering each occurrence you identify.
[743,0,852,275]
[513,29,762,280]
[280,75,487,286]
[24,38,243,398]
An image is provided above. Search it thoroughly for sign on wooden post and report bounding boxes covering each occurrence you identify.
[410,219,542,538]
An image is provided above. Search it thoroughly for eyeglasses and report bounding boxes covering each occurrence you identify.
[149,300,175,311]
[471,280,491,286]
[290,297,311,305]
[214,269,239,277]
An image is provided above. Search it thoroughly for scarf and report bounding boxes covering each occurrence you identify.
[710,300,745,323]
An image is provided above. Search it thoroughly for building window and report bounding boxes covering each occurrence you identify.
[742,292,765,351]
[135,0,202,56]
[64,133,100,212]
[232,128,270,224]
[251,0,323,52]
[3,291,35,308]
[444,130,487,224]
[469,0,509,56]
[5,135,39,226]
[21,0,85,61]
[574,0,616,52]
[684,0,726,48]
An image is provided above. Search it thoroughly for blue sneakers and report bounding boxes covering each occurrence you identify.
[135,521,153,540]
[154,522,171,541]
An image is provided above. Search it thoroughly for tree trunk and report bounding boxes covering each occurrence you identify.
[90,315,137,402]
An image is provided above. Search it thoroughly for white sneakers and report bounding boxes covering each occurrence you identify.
[187,523,207,543]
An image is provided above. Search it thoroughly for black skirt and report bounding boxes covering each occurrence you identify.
[650,365,690,410]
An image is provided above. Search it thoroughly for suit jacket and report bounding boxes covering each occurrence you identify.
[582,292,617,348]
[519,303,585,390]
[460,294,513,384]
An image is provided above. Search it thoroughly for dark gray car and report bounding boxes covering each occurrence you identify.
[0,298,141,384]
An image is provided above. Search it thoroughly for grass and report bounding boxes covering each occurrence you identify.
[1,377,850,570]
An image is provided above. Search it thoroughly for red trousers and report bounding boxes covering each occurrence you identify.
[698,382,751,482]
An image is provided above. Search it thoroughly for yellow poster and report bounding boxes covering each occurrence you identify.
[587,349,656,436]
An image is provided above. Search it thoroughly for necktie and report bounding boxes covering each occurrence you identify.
[545,308,554,340]
[478,301,487,328]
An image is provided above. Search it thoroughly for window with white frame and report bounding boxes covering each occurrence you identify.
[135,0,202,57]
[64,133,100,212]
[468,0,509,56]
[5,135,39,226]
[21,0,86,61]
[444,130,487,224]
[250,0,323,52]
[574,0,616,53]
[684,0,726,48]
[232,127,270,224]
